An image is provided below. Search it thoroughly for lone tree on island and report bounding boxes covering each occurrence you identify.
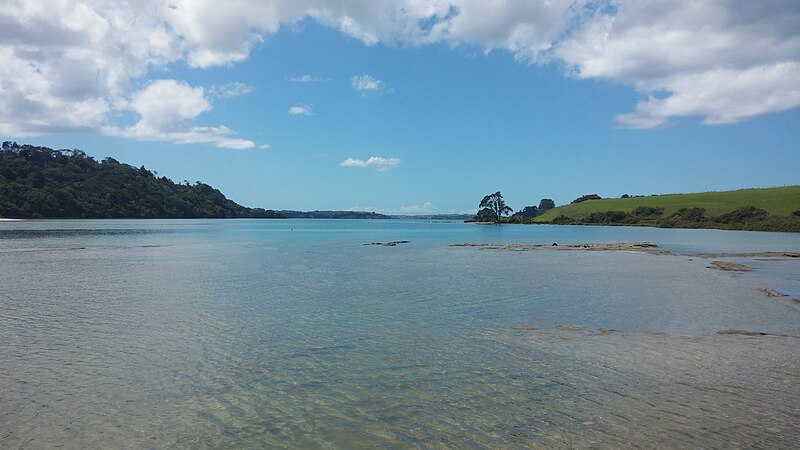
[479,191,513,223]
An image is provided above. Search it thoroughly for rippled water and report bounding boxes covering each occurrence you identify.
[1,220,799,448]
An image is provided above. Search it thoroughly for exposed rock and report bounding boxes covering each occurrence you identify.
[717,329,769,336]
[597,328,618,334]
[708,261,752,272]
[450,242,670,255]
[556,324,586,332]
[699,252,800,258]
[365,240,410,247]
[717,329,791,337]
[758,288,787,298]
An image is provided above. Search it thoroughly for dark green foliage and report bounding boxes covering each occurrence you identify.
[584,210,627,223]
[621,194,630,198]
[538,203,800,232]
[510,205,538,223]
[672,207,707,222]
[793,210,800,217]
[631,206,664,217]
[551,215,575,224]
[716,206,768,224]
[538,198,555,212]
[477,191,512,223]
[0,142,283,219]
[476,207,498,222]
[509,198,556,223]
[571,194,602,204]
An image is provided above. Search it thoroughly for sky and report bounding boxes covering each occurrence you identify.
[2,1,799,214]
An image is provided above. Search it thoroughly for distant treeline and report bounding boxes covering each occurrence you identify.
[281,210,390,219]
[544,205,800,232]
[0,142,283,219]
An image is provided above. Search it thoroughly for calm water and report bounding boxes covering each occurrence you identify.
[1,219,799,448]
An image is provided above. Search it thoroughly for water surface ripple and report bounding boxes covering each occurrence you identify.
[1,220,798,448]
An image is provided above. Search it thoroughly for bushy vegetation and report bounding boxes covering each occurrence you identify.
[538,205,800,232]
[571,194,602,203]
[534,186,800,231]
[0,142,283,219]
[508,198,555,223]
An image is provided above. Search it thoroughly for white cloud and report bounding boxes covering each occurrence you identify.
[1,0,798,139]
[289,105,313,115]
[351,74,392,96]
[105,80,254,149]
[259,143,271,149]
[555,0,800,127]
[209,82,253,98]
[398,202,435,214]
[340,156,402,172]
[290,74,321,82]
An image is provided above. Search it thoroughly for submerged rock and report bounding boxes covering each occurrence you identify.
[757,288,787,298]
[450,242,670,255]
[717,329,769,336]
[365,240,410,247]
[716,329,792,337]
[708,261,753,272]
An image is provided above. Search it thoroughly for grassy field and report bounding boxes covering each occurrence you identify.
[536,186,800,222]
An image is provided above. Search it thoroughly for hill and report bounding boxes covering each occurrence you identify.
[0,142,283,219]
[534,187,800,232]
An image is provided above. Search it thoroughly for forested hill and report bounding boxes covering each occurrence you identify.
[0,142,283,219]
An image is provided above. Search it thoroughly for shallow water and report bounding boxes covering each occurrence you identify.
[1,220,798,448]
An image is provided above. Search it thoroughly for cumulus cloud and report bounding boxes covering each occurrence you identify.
[105,80,254,149]
[290,74,321,82]
[1,0,798,139]
[555,0,800,127]
[0,1,255,145]
[289,105,313,115]
[340,156,402,172]
[209,82,253,98]
[259,143,271,150]
[351,74,392,96]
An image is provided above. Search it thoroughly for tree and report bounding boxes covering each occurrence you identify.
[479,191,512,223]
[538,198,555,213]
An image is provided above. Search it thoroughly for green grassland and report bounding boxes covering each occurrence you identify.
[536,186,800,222]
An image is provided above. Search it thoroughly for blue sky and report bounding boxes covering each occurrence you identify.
[3,1,799,214]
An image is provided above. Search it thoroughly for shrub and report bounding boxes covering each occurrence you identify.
[571,194,602,204]
[551,215,575,224]
[716,206,768,224]
[673,207,706,222]
[631,206,664,217]
[583,210,627,224]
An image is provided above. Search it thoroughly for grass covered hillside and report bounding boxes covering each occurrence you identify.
[535,186,800,232]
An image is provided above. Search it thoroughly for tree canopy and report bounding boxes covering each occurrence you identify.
[0,142,283,219]
[478,191,512,223]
